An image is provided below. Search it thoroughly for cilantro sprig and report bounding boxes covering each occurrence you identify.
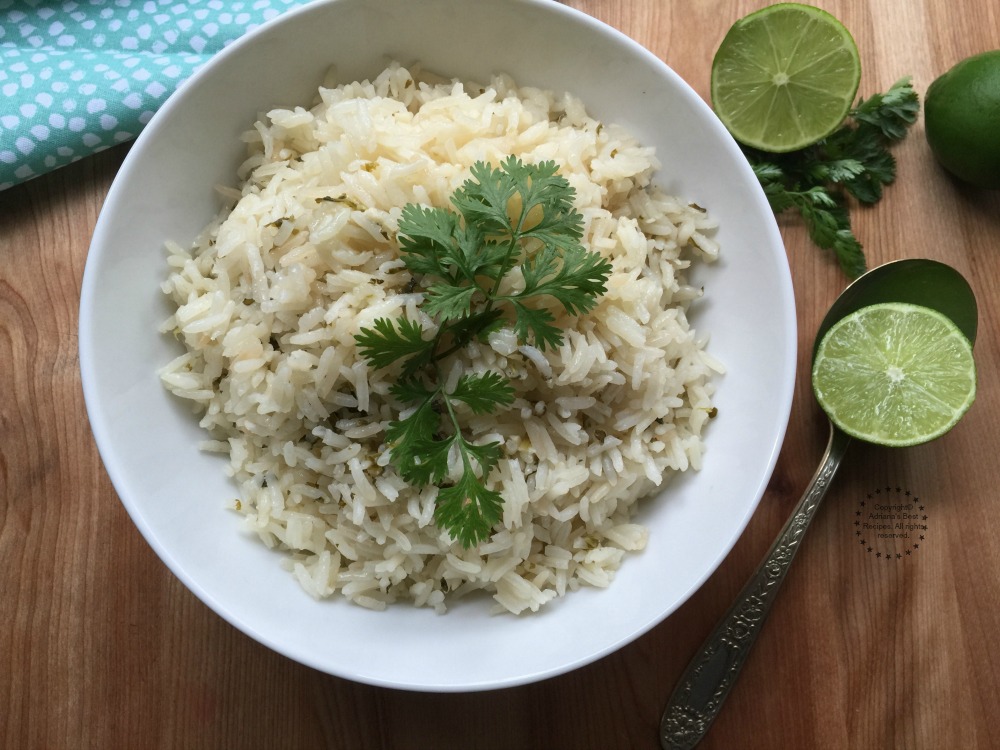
[354,157,612,547]
[744,77,920,278]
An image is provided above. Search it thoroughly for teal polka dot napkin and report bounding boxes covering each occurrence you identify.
[1,0,307,191]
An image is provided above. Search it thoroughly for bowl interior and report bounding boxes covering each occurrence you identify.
[80,0,795,691]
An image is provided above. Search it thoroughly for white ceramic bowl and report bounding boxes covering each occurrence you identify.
[80,0,795,691]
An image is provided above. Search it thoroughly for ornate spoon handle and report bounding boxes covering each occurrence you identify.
[659,425,852,749]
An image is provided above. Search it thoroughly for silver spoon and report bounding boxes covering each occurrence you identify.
[659,258,978,750]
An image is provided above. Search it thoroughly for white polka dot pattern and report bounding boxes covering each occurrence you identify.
[1,0,305,190]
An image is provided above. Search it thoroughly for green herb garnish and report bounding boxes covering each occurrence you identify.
[354,157,613,548]
[744,77,920,278]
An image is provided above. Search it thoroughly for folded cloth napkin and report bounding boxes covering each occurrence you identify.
[1,0,307,191]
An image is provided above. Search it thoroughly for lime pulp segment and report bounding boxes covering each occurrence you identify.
[711,3,862,152]
[812,303,977,447]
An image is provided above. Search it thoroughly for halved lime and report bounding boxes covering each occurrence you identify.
[711,3,862,152]
[812,302,976,447]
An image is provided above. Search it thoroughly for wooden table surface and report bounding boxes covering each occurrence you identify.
[2,1,999,747]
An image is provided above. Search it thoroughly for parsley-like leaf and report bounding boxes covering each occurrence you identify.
[509,300,562,351]
[354,317,432,371]
[384,389,448,486]
[354,158,611,547]
[516,244,612,316]
[451,158,523,238]
[448,371,515,414]
[851,77,921,142]
[741,77,919,278]
[397,204,458,278]
[434,470,505,549]
[423,283,479,321]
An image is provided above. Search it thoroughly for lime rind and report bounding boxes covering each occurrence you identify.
[924,50,1000,189]
[711,3,862,153]
[812,302,977,447]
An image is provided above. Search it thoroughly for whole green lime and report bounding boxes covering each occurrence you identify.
[924,50,1000,190]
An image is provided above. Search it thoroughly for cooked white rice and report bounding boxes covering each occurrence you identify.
[159,63,722,615]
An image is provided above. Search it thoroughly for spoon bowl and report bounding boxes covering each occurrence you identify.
[660,258,978,750]
[815,258,978,356]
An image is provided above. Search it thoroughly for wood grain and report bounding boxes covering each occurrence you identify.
[2,1,999,747]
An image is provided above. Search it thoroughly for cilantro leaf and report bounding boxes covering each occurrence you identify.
[508,300,563,351]
[752,163,867,278]
[355,158,611,547]
[516,244,612,316]
[384,390,450,486]
[388,376,436,404]
[448,371,515,414]
[804,157,866,185]
[505,158,577,219]
[850,77,920,142]
[459,438,504,479]
[434,470,505,549]
[741,78,919,278]
[821,123,898,203]
[397,204,458,278]
[423,283,479,321]
[440,307,507,352]
[449,157,521,239]
[354,317,433,372]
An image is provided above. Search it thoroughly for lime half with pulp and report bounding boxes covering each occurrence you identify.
[812,302,977,447]
[711,3,862,152]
